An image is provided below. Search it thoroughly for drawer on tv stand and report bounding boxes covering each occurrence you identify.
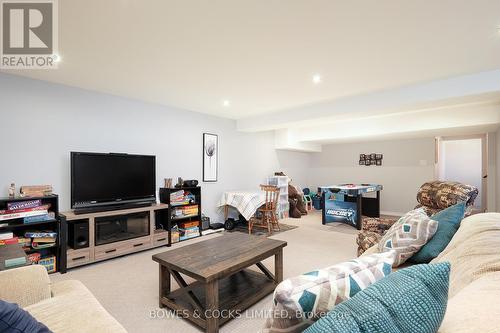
[94,236,152,261]
[153,232,169,246]
[67,248,91,268]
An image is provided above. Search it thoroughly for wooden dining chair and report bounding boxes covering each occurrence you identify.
[249,185,281,235]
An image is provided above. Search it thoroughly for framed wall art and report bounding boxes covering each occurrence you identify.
[203,133,218,182]
[359,153,383,166]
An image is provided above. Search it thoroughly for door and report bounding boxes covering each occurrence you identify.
[435,135,487,212]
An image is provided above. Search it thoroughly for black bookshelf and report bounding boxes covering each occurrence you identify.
[158,186,202,246]
[0,194,66,273]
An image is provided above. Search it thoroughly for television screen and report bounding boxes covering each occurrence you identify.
[71,152,156,208]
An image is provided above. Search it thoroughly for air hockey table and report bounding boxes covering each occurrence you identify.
[319,184,383,230]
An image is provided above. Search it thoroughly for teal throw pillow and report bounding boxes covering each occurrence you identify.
[410,202,466,263]
[304,262,450,333]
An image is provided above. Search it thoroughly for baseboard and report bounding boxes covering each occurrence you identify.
[202,228,224,236]
[380,211,405,217]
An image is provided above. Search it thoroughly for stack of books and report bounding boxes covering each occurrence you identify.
[179,226,199,241]
[0,232,29,247]
[25,231,57,250]
[0,236,31,248]
[1,231,57,252]
[0,200,54,225]
[172,205,199,219]
[39,255,56,273]
[0,232,15,246]
[0,230,57,270]
[179,221,199,229]
[27,252,41,264]
[170,190,190,206]
[0,234,28,269]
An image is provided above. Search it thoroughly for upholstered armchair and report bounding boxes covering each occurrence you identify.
[356,181,479,256]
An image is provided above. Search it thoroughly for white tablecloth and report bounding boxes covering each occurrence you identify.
[217,191,266,221]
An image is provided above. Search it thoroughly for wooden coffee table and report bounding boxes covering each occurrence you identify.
[152,233,287,333]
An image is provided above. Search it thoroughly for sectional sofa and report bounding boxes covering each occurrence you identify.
[0,265,126,332]
[266,212,500,333]
[364,212,500,332]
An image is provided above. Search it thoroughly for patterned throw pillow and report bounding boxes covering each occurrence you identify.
[304,262,451,333]
[378,208,438,267]
[410,202,466,263]
[263,251,396,333]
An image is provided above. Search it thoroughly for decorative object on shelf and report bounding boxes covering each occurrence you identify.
[173,178,200,189]
[359,153,383,166]
[8,183,15,198]
[19,185,53,197]
[203,133,218,182]
[175,177,184,189]
[164,178,173,188]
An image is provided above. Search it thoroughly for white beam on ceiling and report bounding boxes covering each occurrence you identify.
[238,69,500,132]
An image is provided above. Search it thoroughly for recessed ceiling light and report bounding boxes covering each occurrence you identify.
[53,54,61,63]
[222,100,230,107]
[312,74,322,84]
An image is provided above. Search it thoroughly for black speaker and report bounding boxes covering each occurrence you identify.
[183,180,198,187]
[68,220,89,249]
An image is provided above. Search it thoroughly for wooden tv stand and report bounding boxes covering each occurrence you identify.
[60,203,169,272]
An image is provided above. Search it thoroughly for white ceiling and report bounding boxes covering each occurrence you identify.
[4,0,500,120]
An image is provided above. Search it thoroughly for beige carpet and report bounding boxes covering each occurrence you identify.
[51,211,359,333]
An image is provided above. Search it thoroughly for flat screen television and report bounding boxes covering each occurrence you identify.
[71,152,156,211]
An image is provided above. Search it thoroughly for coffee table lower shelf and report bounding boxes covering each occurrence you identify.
[160,269,277,330]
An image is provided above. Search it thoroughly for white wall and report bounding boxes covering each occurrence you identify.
[0,74,309,222]
[307,138,436,214]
